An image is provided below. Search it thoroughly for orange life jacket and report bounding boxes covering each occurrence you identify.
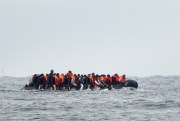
[60,74,65,84]
[100,76,105,81]
[89,75,96,86]
[66,72,73,77]
[44,75,48,83]
[54,75,60,86]
[114,75,119,82]
[119,76,126,83]
[105,76,112,84]
[97,76,102,82]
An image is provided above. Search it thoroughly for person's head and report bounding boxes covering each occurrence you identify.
[56,73,59,77]
[123,75,126,78]
[115,73,118,76]
[33,74,37,77]
[50,69,54,73]
[68,70,72,73]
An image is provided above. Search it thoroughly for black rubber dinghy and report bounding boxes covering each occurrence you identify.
[22,80,138,90]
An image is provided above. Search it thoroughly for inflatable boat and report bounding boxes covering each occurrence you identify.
[22,79,138,90]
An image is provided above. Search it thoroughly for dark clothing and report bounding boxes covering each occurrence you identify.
[38,76,46,89]
[76,77,84,90]
[46,75,55,89]
[105,80,112,90]
[64,76,71,90]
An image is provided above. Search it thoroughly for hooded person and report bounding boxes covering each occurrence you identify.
[38,74,46,90]
[46,70,55,90]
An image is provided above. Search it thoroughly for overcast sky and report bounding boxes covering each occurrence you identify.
[0,0,180,77]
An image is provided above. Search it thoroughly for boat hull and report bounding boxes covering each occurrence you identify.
[22,80,138,90]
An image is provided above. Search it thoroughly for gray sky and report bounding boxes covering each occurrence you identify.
[0,0,180,77]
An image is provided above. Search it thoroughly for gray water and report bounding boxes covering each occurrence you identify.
[0,76,180,121]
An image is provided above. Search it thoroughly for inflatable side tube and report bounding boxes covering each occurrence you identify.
[113,83,124,89]
[124,80,138,89]
[22,85,36,90]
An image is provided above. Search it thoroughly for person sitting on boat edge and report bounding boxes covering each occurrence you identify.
[112,74,124,89]
[66,70,73,90]
[119,74,126,83]
[105,74,112,90]
[46,70,55,90]
[38,74,46,90]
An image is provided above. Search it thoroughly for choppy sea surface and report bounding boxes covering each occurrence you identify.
[0,76,180,121]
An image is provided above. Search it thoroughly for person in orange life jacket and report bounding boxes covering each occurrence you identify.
[119,74,126,83]
[94,74,99,85]
[113,74,125,89]
[112,74,119,85]
[73,74,78,85]
[70,74,78,89]
[94,74,105,89]
[100,74,107,87]
[66,70,73,90]
[88,74,96,90]
[86,74,92,89]
[66,70,73,78]
[58,73,65,90]
[59,73,65,84]
[71,74,76,84]
[54,73,60,90]
[104,74,112,90]
[44,74,48,83]
[52,74,57,90]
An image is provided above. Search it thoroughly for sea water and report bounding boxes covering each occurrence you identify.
[0,76,180,121]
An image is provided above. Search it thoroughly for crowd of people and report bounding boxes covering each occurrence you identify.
[27,70,127,90]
